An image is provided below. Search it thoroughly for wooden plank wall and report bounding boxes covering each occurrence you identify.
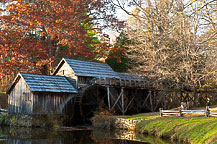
[78,77,93,85]
[8,78,33,114]
[55,62,77,87]
[33,92,75,115]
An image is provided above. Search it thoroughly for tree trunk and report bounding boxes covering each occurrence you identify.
[193,89,198,107]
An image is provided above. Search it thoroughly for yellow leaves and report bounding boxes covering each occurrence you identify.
[58,39,68,45]
[55,19,61,23]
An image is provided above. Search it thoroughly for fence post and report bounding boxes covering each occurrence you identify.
[206,106,209,117]
[159,108,163,117]
[179,108,183,117]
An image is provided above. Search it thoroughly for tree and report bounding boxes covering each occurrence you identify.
[112,0,217,90]
[0,0,121,91]
[106,32,130,72]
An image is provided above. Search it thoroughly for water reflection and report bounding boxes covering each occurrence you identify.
[0,126,176,144]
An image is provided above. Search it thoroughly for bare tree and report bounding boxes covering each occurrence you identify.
[111,0,217,90]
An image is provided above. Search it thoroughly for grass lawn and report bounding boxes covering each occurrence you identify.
[117,112,160,120]
[137,116,217,144]
[116,112,217,143]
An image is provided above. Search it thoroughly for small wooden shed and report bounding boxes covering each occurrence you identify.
[6,73,77,115]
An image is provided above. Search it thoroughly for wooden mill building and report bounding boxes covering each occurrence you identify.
[7,73,77,114]
[7,58,160,121]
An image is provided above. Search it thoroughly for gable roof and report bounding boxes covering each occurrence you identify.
[7,73,77,94]
[53,58,119,78]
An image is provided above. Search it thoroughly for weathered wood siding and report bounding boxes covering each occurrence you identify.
[78,76,93,85]
[33,92,75,115]
[8,78,33,114]
[55,62,77,87]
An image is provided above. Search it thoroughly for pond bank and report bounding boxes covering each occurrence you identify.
[92,113,217,144]
[139,117,217,144]
[0,114,69,128]
[0,126,175,144]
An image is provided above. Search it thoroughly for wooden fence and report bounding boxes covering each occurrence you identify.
[0,108,7,114]
[159,106,217,117]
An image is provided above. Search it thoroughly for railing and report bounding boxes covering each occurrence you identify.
[159,106,217,117]
[0,108,7,114]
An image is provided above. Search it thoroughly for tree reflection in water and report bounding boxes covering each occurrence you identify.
[0,127,176,144]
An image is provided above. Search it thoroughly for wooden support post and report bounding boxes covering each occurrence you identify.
[149,91,154,112]
[107,86,111,111]
[111,89,123,111]
[109,90,122,111]
[99,77,101,85]
[179,108,183,117]
[159,108,163,117]
[141,91,152,111]
[104,78,106,85]
[75,77,78,89]
[121,88,124,115]
[124,94,136,113]
[206,106,209,117]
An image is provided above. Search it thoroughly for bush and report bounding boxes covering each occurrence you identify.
[91,109,115,129]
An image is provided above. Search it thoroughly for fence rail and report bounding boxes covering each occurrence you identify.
[0,108,7,114]
[159,106,217,117]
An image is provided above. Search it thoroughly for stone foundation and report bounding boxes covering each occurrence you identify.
[114,118,141,130]
[92,115,141,131]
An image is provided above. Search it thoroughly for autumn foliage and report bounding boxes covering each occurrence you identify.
[0,0,120,90]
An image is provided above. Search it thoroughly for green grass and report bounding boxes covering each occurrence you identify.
[117,112,160,120]
[138,117,217,144]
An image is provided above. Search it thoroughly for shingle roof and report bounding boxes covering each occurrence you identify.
[20,73,77,93]
[63,58,119,78]
[116,73,146,81]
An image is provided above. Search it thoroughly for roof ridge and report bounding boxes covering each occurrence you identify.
[10,73,78,94]
[20,72,67,77]
[63,58,108,65]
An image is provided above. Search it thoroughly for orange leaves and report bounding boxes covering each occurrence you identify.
[50,34,56,40]
[0,0,118,78]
